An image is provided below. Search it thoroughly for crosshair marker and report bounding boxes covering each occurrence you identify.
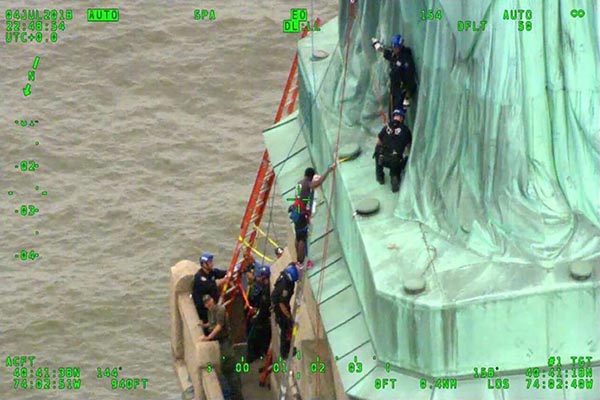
[286,186,311,213]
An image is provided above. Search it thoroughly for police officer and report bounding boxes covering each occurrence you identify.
[236,253,257,295]
[200,295,244,400]
[246,266,272,363]
[271,263,299,359]
[374,109,412,192]
[372,34,418,118]
[192,252,228,324]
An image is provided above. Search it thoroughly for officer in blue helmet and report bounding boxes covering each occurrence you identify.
[192,252,228,324]
[271,262,300,359]
[372,33,418,118]
[373,108,412,192]
[246,265,272,363]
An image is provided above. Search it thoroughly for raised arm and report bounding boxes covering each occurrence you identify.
[371,38,384,52]
[310,163,336,189]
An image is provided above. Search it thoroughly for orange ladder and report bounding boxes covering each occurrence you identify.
[218,21,318,315]
[219,150,275,315]
[256,21,320,389]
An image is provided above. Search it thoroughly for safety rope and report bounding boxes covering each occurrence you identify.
[238,236,275,263]
[261,2,388,396]
[313,1,357,397]
[310,0,317,96]
[418,222,438,273]
[253,223,280,249]
[353,2,387,124]
[248,3,374,396]
[261,1,412,396]
[257,37,342,271]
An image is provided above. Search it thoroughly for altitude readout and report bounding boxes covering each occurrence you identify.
[96,366,149,390]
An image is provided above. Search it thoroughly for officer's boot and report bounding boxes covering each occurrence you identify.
[376,158,385,185]
[391,175,400,193]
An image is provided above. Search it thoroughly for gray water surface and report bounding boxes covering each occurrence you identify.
[0,1,338,398]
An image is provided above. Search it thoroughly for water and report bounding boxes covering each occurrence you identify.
[0,1,338,398]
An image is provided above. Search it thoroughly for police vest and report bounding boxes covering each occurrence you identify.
[387,48,416,93]
[381,123,407,156]
[194,271,219,305]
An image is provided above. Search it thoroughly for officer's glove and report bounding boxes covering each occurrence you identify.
[372,144,382,159]
[403,98,411,108]
[371,38,382,51]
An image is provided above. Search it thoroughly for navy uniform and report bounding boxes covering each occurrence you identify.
[373,34,418,117]
[246,266,272,363]
[192,252,227,323]
[375,109,412,192]
[271,264,299,359]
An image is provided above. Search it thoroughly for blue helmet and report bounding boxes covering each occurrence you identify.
[392,108,405,117]
[284,263,299,282]
[199,251,213,263]
[257,266,271,279]
[391,34,403,48]
[245,260,257,273]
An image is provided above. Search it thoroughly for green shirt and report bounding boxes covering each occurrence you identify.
[207,304,230,342]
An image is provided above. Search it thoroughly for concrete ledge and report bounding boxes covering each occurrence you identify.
[173,358,193,398]
[170,259,223,400]
[202,370,224,400]
[170,260,198,358]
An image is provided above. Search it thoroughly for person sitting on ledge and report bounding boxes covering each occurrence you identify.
[200,294,244,400]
